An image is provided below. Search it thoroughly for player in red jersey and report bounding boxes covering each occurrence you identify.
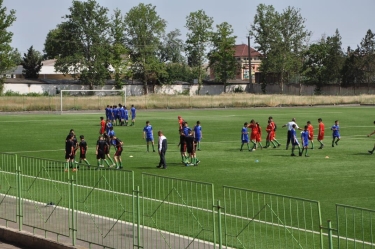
[307,121,314,149]
[317,118,325,149]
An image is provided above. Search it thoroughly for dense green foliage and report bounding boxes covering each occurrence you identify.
[21,46,43,78]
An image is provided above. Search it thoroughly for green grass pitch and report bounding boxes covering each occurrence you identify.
[2,106,375,225]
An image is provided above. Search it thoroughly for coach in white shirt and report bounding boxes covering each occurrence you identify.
[282,118,302,150]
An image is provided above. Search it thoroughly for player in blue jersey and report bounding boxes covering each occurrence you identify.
[193,121,202,151]
[105,105,111,120]
[112,105,119,126]
[331,120,341,147]
[300,125,310,157]
[291,124,302,156]
[143,121,155,152]
[119,104,126,126]
[130,105,136,126]
[183,122,190,136]
[110,106,115,124]
[240,122,251,151]
[106,119,113,134]
[124,106,129,126]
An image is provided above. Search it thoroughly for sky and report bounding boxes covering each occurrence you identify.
[3,0,375,55]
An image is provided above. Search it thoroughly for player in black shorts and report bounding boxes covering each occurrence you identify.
[79,135,90,166]
[96,136,110,169]
[110,135,124,169]
[65,134,74,172]
[177,129,188,164]
[185,130,200,166]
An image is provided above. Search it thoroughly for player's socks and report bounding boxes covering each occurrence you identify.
[301,148,304,154]
[258,142,263,148]
[311,142,314,149]
[305,148,308,156]
[147,145,149,152]
[97,160,101,167]
[271,141,276,147]
[84,159,90,165]
[240,144,244,151]
[274,139,280,145]
[104,159,111,166]
[65,162,69,170]
[247,143,250,150]
[152,144,155,151]
[108,157,115,165]
[119,161,122,168]
[251,141,256,150]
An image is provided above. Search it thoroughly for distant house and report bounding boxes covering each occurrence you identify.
[209,44,262,83]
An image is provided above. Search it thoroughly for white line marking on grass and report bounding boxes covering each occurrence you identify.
[1,170,373,247]
[4,149,65,153]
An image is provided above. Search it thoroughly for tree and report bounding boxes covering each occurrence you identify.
[43,28,63,60]
[21,46,43,79]
[158,29,185,64]
[44,0,112,89]
[251,4,311,93]
[303,30,344,88]
[0,0,17,93]
[208,22,237,92]
[124,3,166,94]
[109,8,131,89]
[185,10,213,93]
[358,29,375,85]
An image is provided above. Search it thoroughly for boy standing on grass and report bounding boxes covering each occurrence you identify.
[367,121,375,154]
[255,122,263,149]
[103,133,116,167]
[291,124,302,156]
[65,134,74,172]
[96,136,110,169]
[79,135,90,166]
[265,120,275,148]
[240,122,250,151]
[185,130,200,166]
[194,121,202,151]
[331,120,341,147]
[100,117,106,135]
[268,116,281,147]
[177,129,188,163]
[130,105,136,126]
[301,125,310,157]
[124,106,129,126]
[111,135,124,169]
[317,118,325,149]
[282,118,301,150]
[143,121,155,152]
[307,121,314,149]
[247,119,258,151]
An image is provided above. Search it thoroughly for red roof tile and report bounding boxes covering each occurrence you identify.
[234,44,262,57]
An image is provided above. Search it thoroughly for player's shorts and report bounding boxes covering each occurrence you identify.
[97,152,105,160]
[292,139,299,146]
[125,116,128,120]
[187,146,195,154]
[115,147,123,156]
[146,137,153,142]
[194,136,201,142]
[318,132,324,140]
[333,133,340,138]
[132,115,136,120]
[242,139,249,143]
[250,134,257,140]
[80,153,86,159]
[267,132,275,141]
[309,134,314,140]
[256,135,261,142]
[180,143,187,153]
[65,153,74,160]
[302,140,309,147]
[104,147,110,154]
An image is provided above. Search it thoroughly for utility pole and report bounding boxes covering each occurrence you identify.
[247,35,253,93]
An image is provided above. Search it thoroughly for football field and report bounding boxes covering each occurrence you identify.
[2,105,375,225]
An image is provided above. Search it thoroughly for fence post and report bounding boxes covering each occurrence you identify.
[16,160,23,231]
[327,220,333,249]
[133,186,142,248]
[214,200,223,249]
[70,175,76,246]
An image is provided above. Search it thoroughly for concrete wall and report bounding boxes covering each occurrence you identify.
[4,82,375,96]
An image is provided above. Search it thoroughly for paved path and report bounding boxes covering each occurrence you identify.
[0,240,28,249]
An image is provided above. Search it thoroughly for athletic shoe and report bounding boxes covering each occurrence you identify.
[332,144,334,147]
[157,165,161,168]
[196,160,200,165]
[291,154,296,156]
[72,168,77,172]
[153,150,155,152]
[160,167,166,169]
[278,144,281,147]
[335,141,338,146]
[99,165,104,168]
[368,150,373,155]
[299,152,302,156]
[305,155,310,157]
[185,163,189,167]
[273,146,277,148]
[110,164,116,167]
[116,167,120,170]
[240,149,242,151]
